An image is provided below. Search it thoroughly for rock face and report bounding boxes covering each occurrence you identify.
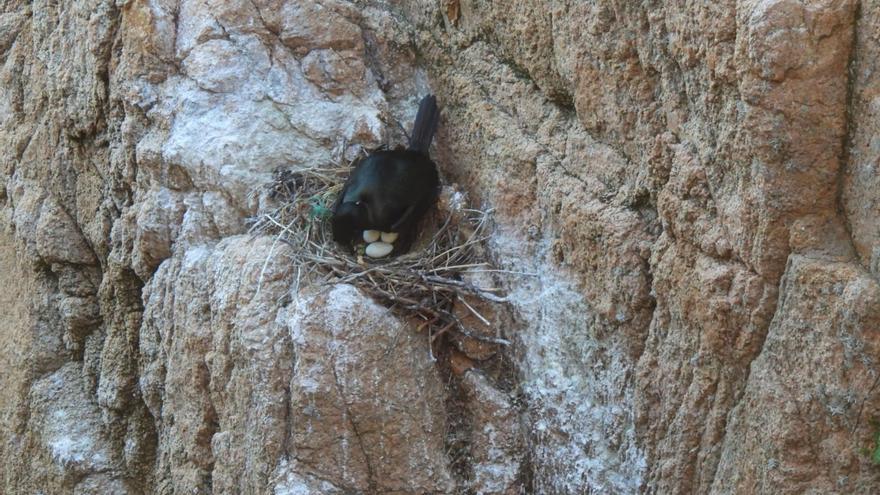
[1,0,879,494]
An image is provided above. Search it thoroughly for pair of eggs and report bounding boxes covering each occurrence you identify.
[363,230,398,258]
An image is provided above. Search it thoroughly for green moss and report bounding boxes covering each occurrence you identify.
[861,418,880,465]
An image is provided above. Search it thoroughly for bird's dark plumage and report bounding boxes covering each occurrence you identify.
[332,95,441,254]
[408,95,441,154]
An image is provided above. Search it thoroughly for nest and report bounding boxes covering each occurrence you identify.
[249,155,511,352]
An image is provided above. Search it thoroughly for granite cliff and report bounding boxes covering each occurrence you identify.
[2,0,879,493]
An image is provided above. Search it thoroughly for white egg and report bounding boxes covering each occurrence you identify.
[380,231,398,243]
[365,242,394,258]
[363,230,380,243]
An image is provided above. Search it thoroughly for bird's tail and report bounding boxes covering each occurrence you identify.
[407,95,440,154]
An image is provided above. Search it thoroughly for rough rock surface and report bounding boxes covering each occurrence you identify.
[281,284,454,493]
[1,0,879,494]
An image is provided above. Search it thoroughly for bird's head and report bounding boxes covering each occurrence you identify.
[331,200,370,245]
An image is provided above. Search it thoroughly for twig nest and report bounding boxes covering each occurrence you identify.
[380,231,398,243]
[365,241,393,258]
[363,230,380,243]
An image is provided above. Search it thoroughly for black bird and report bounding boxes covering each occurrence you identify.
[332,95,441,255]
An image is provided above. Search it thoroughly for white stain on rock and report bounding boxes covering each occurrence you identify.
[32,364,113,474]
[492,229,646,493]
